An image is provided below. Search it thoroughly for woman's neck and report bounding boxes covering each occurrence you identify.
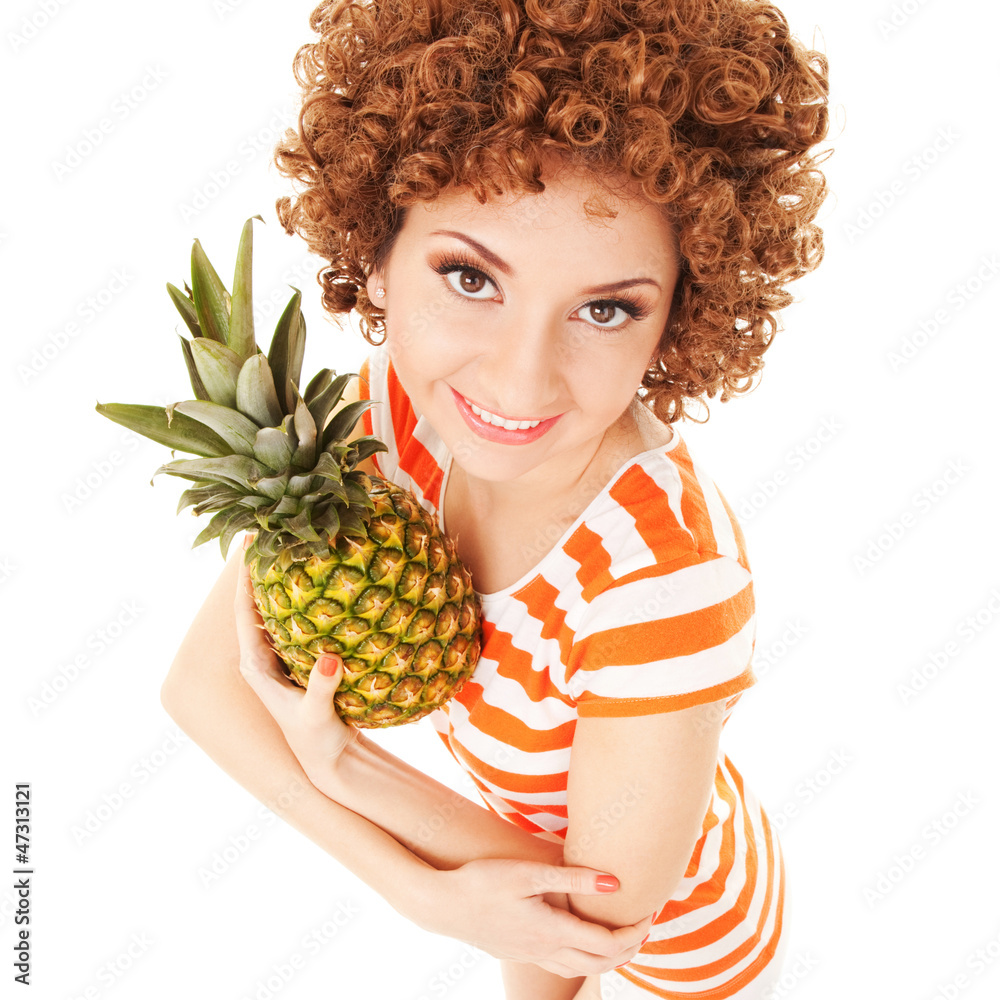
[441,402,673,593]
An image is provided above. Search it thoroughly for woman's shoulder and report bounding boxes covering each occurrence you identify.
[587,416,749,575]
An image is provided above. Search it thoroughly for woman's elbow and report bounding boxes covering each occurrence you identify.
[159,650,205,731]
[160,662,188,726]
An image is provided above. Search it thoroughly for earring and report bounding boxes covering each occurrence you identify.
[375,287,385,299]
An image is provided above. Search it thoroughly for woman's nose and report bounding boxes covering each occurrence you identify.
[479,316,562,417]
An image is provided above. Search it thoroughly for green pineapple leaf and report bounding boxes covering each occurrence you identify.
[94,402,230,458]
[308,451,346,487]
[253,425,295,471]
[284,508,323,544]
[177,335,211,401]
[342,477,376,512]
[154,453,264,489]
[303,367,333,404]
[268,288,304,411]
[236,354,283,428]
[290,312,307,397]
[255,472,291,502]
[190,239,231,345]
[323,398,375,449]
[307,372,354,436]
[286,472,319,498]
[190,338,243,408]
[170,400,261,457]
[192,506,258,554]
[291,395,317,468]
[311,503,341,536]
[219,507,260,557]
[228,216,263,361]
[177,484,234,515]
[337,506,368,538]
[351,436,388,463]
[268,495,303,517]
[166,283,201,338]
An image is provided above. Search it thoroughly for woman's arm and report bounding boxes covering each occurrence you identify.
[161,545,652,975]
[497,705,722,999]
[160,547,443,923]
[562,704,725,929]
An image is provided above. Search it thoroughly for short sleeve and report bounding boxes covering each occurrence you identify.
[565,553,757,718]
[358,350,394,482]
[355,349,448,513]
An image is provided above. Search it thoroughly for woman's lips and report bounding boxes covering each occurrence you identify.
[450,388,562,445]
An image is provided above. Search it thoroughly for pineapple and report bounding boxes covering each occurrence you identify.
[96,217,481,727]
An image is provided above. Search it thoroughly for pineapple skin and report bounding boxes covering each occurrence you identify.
[249,477,481,728]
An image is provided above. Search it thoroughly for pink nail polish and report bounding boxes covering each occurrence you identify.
[316,655,340,677]
[596,875,619,892]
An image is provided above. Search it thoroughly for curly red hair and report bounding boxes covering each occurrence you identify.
[274,0,829,423]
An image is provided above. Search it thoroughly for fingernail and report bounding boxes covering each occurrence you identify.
[596,875,619,892]
[316,655,340,677]
[641,933,651,946]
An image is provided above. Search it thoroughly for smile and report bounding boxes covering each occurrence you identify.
[467,400,541,430]
[449,388,562,445]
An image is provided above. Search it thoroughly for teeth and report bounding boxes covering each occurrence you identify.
[468,401,541,430]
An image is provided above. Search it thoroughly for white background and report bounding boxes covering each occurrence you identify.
[3,0,998,997]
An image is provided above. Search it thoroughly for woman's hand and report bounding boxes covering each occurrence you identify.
[233,536,357,784]
[423,858,656,978]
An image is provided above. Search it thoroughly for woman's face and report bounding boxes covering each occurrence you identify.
[366,163,681,488]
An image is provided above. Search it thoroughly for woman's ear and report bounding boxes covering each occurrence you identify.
[365,270,385,303]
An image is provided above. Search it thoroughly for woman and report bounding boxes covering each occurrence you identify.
[162,1,828,996]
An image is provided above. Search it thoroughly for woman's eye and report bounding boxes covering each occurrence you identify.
[576,301,631,329]
[444,267,496,299]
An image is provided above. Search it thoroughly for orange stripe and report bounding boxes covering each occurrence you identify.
[359,357,374,434]
[570,576,755,670]
[577,667,755,718]
[607,557,708,592]
[464,696,577,754]
[563,524,615,601]
[385,359,444,505]
[515,576,577,663]
[704,811,783,992]
[646,763,740,949]
[485,624,575,707]
[450,739,568,795]
[629,761,780,990]
[386,360,416,454]
[683,801,719,878]
[453,678,484,714]
[631,817,778,991]
[503,811,550,834]
[499,797,569,819]
[407,447,444,508]
[357,358,383,475]
[671,437,719,555]
[609,463,703,566]
[720,491,751,573]
[462,775,548,836]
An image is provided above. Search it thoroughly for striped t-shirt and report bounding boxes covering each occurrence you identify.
[358,349,785,997]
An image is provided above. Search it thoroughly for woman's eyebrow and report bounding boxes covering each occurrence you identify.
[428,229,662,294]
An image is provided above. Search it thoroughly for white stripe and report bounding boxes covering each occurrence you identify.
[365,350,398,482]
[440,673,573,774]
[692,461,742,563]
[569,618,755,702]
[636,760,778,988]
[572,555,753,638]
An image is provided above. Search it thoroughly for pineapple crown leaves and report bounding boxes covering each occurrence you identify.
[94,216,388,574]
